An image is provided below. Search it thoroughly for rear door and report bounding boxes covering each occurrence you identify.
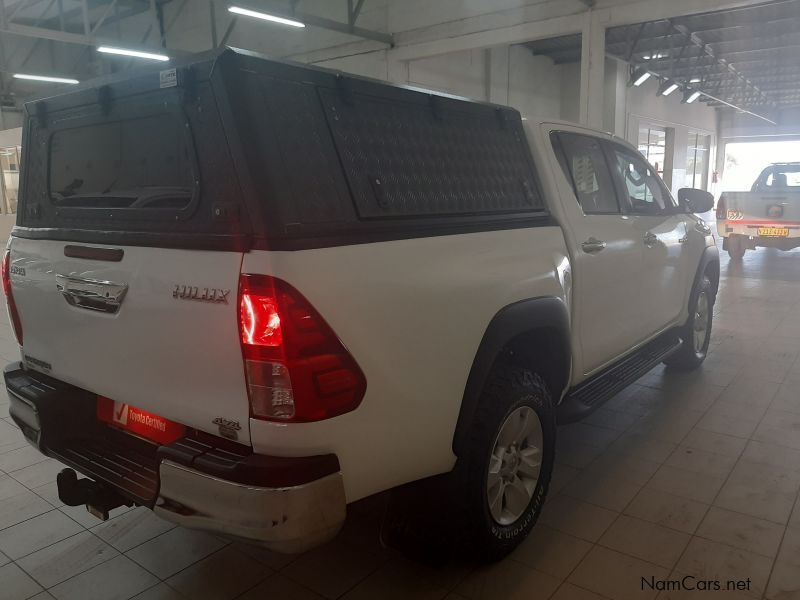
[9,79,253,444]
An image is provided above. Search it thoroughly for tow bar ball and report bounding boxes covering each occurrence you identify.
[56,468,132,521]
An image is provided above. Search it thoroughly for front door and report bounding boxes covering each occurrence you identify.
[551,131,645,377]
[606,143,692,336]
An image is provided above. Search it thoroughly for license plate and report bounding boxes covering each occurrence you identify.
[757,227,789,237]
[97,396,185,444]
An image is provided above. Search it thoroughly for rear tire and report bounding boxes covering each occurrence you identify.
[727,236,746,260]
[451,365,556,562]
[665,275,714,371]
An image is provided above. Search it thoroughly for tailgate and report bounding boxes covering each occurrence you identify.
[8,238,251,443]
[724,190,800,232]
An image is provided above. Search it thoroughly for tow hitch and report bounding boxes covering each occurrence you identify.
[56,468,132,521]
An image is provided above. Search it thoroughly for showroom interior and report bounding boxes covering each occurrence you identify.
[1,0,800,599]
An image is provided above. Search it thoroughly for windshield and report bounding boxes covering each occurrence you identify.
[49,113,194,209]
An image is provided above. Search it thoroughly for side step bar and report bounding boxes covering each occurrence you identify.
[557,331,682,424]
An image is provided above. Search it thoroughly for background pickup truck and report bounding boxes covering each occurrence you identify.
[717,162,800,259]
[3,47,718,562]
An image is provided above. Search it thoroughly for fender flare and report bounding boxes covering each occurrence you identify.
[452,296,571,457]
[691,246,720,305]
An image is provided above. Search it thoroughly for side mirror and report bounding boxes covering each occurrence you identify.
[678,188,714,213]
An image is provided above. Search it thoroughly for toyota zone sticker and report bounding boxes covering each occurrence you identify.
[97,396,184,444]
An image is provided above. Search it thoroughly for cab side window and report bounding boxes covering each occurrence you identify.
[610,147,674,215]
[553,133,620,215]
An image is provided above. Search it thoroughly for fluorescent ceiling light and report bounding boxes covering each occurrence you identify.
[13,73,79,84]
[632,69,651,86]
[228,6,305,27]
[690,78,701,83]
[97,46,169,61]
[659,80,680,96]
[684,90,702,104]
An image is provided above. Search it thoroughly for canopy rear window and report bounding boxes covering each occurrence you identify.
[49,113,195,211]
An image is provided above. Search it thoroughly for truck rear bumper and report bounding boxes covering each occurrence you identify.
[720,231,800,251]
[4,363,345,554]
[156,461,345,554]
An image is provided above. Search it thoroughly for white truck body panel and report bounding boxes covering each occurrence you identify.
[243,226,570,501]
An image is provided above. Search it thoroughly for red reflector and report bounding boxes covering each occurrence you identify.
[97,396,185,444]
[316,368,359,396]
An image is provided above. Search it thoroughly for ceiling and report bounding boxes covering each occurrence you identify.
[525,0,800,113]
[0,0,388,104]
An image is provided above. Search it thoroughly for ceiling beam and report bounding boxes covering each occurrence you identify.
[607,19,800,57]
[0,20,184,56]
[663,22,772,106]
[241,1,393,46]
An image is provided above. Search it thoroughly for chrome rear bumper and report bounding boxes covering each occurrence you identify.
[155,460,346,553]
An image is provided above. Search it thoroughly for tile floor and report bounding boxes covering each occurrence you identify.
[2,245,800,599]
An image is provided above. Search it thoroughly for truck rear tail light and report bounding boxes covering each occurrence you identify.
[238,274,366,422]
[716,195,726,220]
[1,251,23,345]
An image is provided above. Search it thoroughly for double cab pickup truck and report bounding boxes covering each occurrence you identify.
[3,47,718,561]
[717,162,800,259]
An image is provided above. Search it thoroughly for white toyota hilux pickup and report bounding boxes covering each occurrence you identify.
[717,162,800,259]
[3,48,718,562]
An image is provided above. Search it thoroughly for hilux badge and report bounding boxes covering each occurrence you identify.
[173,285,230,304]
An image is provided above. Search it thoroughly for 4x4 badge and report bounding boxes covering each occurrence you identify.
[212,417,241,440]
[173,285,230,304]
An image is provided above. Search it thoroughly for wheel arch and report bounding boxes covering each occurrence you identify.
[452,297,571,457]
[695,245,720,300]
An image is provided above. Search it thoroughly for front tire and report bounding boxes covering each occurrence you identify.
[665,275,714,370]
[454,365,556,562]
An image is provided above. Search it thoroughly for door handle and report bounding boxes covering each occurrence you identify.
[643,232,658,247]
[581,237,606,254]
[55,274,128,314]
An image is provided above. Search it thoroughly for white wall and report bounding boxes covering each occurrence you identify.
[0,128,22,148]
[339,43,568,124]
[0,111,23,132]
[626,76,717,137]
[508,47,562,121]
[622,71,717,193]
[407,48,487,100]
[560,62,581,123]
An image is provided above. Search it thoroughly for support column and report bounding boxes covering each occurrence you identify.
[486,46,509,105]
[386,54,409,84]
[602,58,627,137]
[579,10,607,129]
